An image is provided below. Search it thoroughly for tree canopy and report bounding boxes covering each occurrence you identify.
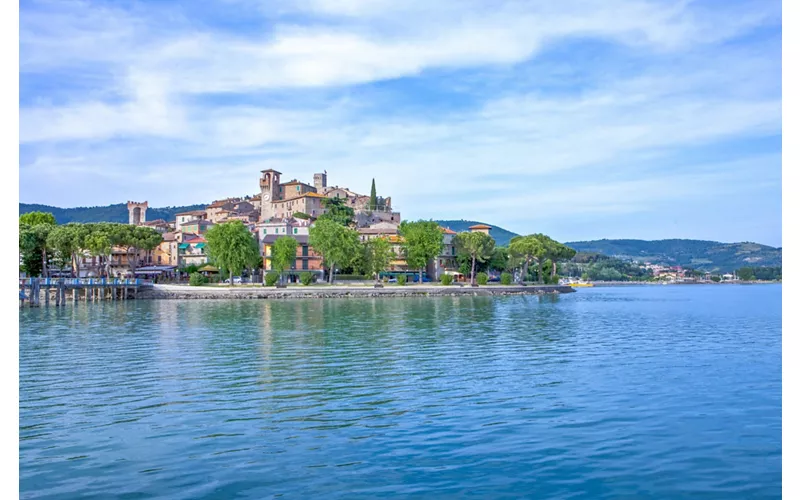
[454,231,495,285]
[205,221,261,284]
[318,197,355,227]
[359,237,392,283]
[271,236,298,284]
[399,220,444,284]
[309,218,360,283]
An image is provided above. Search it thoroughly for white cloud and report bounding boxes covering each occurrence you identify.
[18,0,782,244]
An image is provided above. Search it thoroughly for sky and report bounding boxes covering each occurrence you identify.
[19,0,782,246]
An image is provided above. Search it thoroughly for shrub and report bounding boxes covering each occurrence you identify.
[264,272,280,286]
[476,272,489,285]
[300,272,314,286]
[189,273,207,286]
[293,212,310,220]
[440,274,453,286]
[397,274,407,286]
[500,272,512,285]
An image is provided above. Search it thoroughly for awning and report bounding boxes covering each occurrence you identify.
[195,243,206,248]
[178,243,189,249]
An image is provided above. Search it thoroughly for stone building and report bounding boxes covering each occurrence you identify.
[258,169,398,225]
[127,201,148,226]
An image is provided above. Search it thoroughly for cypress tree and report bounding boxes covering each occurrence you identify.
[369,178,378,210]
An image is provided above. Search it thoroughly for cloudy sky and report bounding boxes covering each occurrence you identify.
[19,0,782,245]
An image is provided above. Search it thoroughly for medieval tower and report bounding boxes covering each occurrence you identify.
[127,201,148,226]
[313,171,327,192]
[259,169,282,221]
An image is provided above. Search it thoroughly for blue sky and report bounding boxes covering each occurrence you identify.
[19,0,782,246]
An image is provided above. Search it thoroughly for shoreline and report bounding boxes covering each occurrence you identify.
[139,284,576,300]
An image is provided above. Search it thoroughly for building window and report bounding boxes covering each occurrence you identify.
[302,245,308,256]
[302,260,308,270]
[294,228,298,234]
[275,229,279,234]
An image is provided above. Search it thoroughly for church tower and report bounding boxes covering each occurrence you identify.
[259,169,282,221]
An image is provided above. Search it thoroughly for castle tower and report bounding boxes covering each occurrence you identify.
[313,171,327,192]
[259,169,282,221]
[127,201,148,226]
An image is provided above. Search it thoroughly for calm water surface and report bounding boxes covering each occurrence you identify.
[20,285,782,499]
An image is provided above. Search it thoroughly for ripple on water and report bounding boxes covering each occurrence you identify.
[20,286,782,499]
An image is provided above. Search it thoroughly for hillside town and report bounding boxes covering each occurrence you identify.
[64,169,490,282]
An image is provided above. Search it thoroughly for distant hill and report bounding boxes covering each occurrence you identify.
[19,203,207,224]
[565,239,782,272]
[435,220,519,246]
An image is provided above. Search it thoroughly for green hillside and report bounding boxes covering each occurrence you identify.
[564,239,782,272]
[19,203,207,224]
[434,220,519,246]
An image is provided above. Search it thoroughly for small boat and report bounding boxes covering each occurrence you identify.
[560,278,594,288]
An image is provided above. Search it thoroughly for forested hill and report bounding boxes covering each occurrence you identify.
[564,239,782,272]
[434,220,519,247]
[19,203,207,224]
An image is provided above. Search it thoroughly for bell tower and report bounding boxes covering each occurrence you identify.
[127,201,148,226]
[259,169,282,221]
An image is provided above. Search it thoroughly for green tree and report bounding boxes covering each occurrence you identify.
[489,246,510,272]
[19,212,57,277]
[85,229,112,277]
[309,218,360,284]
[122,225,163,274]
[736,267,756,281]
[47,223,90,277]
[271,236,298,285]
[508,235,546,284]
[19,211,57,227]
[369,179,378,211]
[318,197,355,227]
[360,237,392,284]
[399,220,443,284]
[205,221,261,286]
[547,241,576,281]
[454,231,495,285]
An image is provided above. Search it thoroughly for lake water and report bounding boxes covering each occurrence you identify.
[19,285,782,499]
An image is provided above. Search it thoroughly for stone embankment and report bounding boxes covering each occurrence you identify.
[140,284,575,300]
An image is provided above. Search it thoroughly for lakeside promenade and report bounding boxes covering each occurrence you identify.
[140,283,575,300]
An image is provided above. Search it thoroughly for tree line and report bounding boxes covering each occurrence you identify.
[19,212,162,278]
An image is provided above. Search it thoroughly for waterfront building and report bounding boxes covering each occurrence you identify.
[427,227,459,280]
[177,233,209,267]
[259,218,323,280]
[154,232,179,267]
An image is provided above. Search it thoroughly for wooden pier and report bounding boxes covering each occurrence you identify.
[19,278,152,307]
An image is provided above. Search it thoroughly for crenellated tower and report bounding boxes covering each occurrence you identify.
[127,201,148,225]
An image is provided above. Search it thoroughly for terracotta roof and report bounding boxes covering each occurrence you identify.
[440,227,457,234]
[261,169,282,174]
[143,219,168,226]
[162,232,177,242]
[176,210,207,216]
[300,192,326,199]
[469,224,492,230]
[182,233,206,243]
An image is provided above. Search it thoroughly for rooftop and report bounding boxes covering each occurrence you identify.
[469,224,492,230]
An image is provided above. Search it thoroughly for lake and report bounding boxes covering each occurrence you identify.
[19,285,782,499]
